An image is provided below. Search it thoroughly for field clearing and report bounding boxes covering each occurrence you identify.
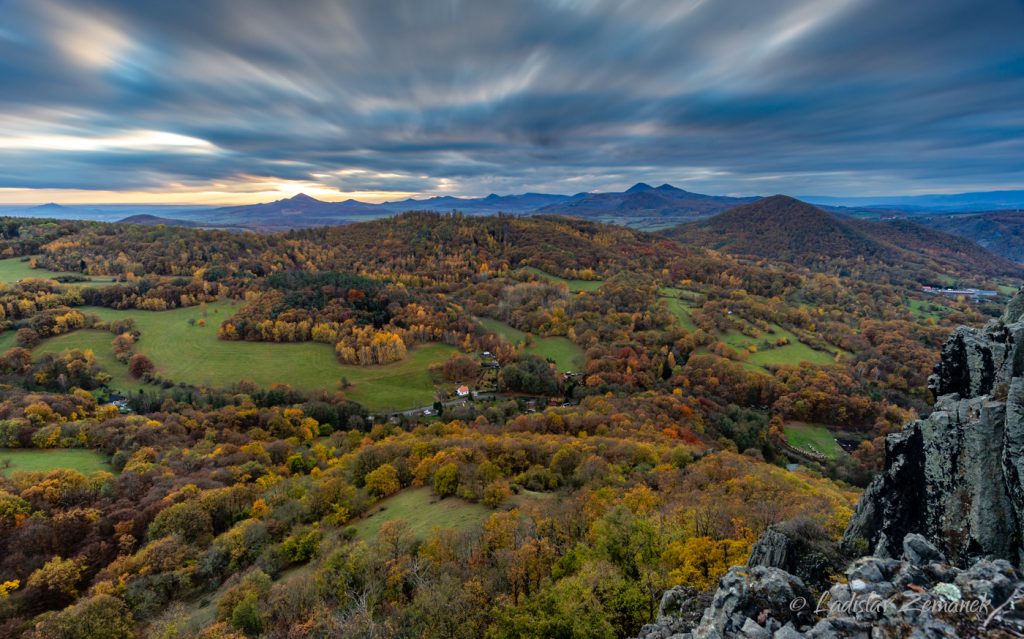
[352,487,492,541]
[662,296,698,332]
[0,257,118,288]
[719,324,836,367]
[523,267,603,292]
[0,448,112,476]
[35,329,150,393]
[659,287,703,302]
[30,301,454,411]
[0,330,17,352]
[784,422,845,460]
[908,298,954,320]
[477,317,585,371]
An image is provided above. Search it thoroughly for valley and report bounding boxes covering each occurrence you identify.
[0,204,1016,639]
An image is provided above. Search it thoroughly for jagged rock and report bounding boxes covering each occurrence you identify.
[845,291,1024,564]
[902,533,944,566]
[635,585,710,639]
[749,527,792,571]
[747,523,841,591]
[772,623,804,639]
[690,566,812,639]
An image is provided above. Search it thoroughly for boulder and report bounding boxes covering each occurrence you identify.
[690,566,812,639]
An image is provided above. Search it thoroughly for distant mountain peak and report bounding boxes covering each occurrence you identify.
[655,183,684,193]
[286,193,321,203]
[484,193,500,200]
[625,182,654,193]
[760,194,804,206]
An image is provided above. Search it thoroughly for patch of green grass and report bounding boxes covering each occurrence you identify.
[0,448,112,476]
[783,422,845,460]
[663,297,697,332]
[34,329,150,393]
[999,284,1019,296]
[908,298,954,321]
[0,257,118,288]
[0,330,17,352]
[352,487,492,541]
[719,324,836,368]
[29,301,454,411]
[659,287,702,302]
[477,317,585,371]
[523,267,603,293]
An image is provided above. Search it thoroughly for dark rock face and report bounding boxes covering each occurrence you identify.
[747,523,841,592]
[636,586,712,639]
[844,295,1024,565]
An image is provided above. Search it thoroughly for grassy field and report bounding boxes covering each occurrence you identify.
[29,301,454,411]
[477,317,586,371]
[663,296,698,332]
[908,298,954,320]
[783,422,845,460]
[718,324,837,368]
[524,267,603,293]
[352,487,492,541]
[0,257,118,288]
[35,329,150,393]
[0,448,113,476]
[0,330,17,352]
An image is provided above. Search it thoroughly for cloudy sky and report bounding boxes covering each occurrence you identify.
[0,0,1022,204]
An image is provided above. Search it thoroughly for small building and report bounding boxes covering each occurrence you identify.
[456,385,470,397]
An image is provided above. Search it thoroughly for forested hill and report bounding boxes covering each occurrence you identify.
[665,195,1019,284]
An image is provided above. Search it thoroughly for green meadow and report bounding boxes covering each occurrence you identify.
[783,422,845,460]
[908,298,954,321]
[662,296,698,332]
[352,487,493,541]
[36,329,150,393]
[477,317,586,371]
[0,257,119,288]
[717,323,837,368]
[0,448,113,476]
[27,301,454,411]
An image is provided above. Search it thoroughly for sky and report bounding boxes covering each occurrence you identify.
[0,0,1022,205]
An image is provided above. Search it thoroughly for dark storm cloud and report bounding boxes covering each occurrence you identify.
[1,0,1022,199]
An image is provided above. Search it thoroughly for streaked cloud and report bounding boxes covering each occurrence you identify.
[0,0,1021,204]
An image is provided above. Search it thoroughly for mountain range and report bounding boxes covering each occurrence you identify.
[5,184,1024,264]
[179,183,756,231]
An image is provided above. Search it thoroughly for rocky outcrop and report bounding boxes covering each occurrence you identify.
[637,532,1024,638]
[634,291,1024,638]
[843,294,1024,564]
[636,586,712,639]
[747,522,841,592]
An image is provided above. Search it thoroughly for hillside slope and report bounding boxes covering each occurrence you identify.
[918,210,1024,262]
[667,195,1019,283]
